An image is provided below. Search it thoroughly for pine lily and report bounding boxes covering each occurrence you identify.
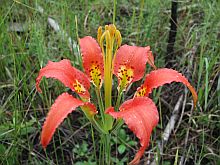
[36,24,197,164]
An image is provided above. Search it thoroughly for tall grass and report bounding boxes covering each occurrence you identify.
[0,0,219,164]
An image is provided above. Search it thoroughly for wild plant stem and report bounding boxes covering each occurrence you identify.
[113,0,117,24]
[95,88,105,124]
[136,0,144,43]
[111,88,124,133]
[91,124,97,162]
[115,89,123,111]
[100,133,111,165]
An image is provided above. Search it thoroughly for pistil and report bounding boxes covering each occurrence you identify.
[97,24,122,130]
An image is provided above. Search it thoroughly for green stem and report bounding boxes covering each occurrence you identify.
[107,134,111,165]
[99,137,104,165]
[91,124,97,162]
[80,104,107,134]
[100,133,111,165]
[90,117,108,134]
[115,88,123,111]
[113,0,117,24]
[95,88,105,124]
[112,88,124,133]
[136,0,144,43]
[111,119,124,133]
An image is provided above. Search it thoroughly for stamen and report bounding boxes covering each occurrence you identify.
[105,25,109,31]
[105,31,111,49]
[108,24,116,37]
[100,24,123,110]
[97,26,102,44]
[99,31,107,49]
[115,30,122,47]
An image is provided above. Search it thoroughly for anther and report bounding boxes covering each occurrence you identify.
[105,31,111,49]
[100,31,107,49]
[115,30,122,47]
[97,26,102,44]
[105,25,109,31]
[108,24,116,37]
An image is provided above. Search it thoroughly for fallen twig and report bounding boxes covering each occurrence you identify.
[150,38,199,164]
[175,88,187,133]
[179,104,194,165]
[150,94,184,165]
[162,94,183,142]
[178,36,199,165]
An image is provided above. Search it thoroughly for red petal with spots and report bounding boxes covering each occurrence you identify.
[113,45,150,89]
[136,68,197,106]
[79,36,104,88]
[36,59,90,99]
[106,97,159,165]
[41,93,97,148]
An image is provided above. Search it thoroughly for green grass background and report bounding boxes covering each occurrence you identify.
[0,0,219,164]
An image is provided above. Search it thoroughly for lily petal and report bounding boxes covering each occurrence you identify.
[113,45,150,90]
[80,36,104,88]
[135,68,197,106]
[106,97,159,165]
[41,92,97,148]
[36,59,90,99]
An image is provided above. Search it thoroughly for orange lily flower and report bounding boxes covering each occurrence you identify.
[36,24,197,164]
